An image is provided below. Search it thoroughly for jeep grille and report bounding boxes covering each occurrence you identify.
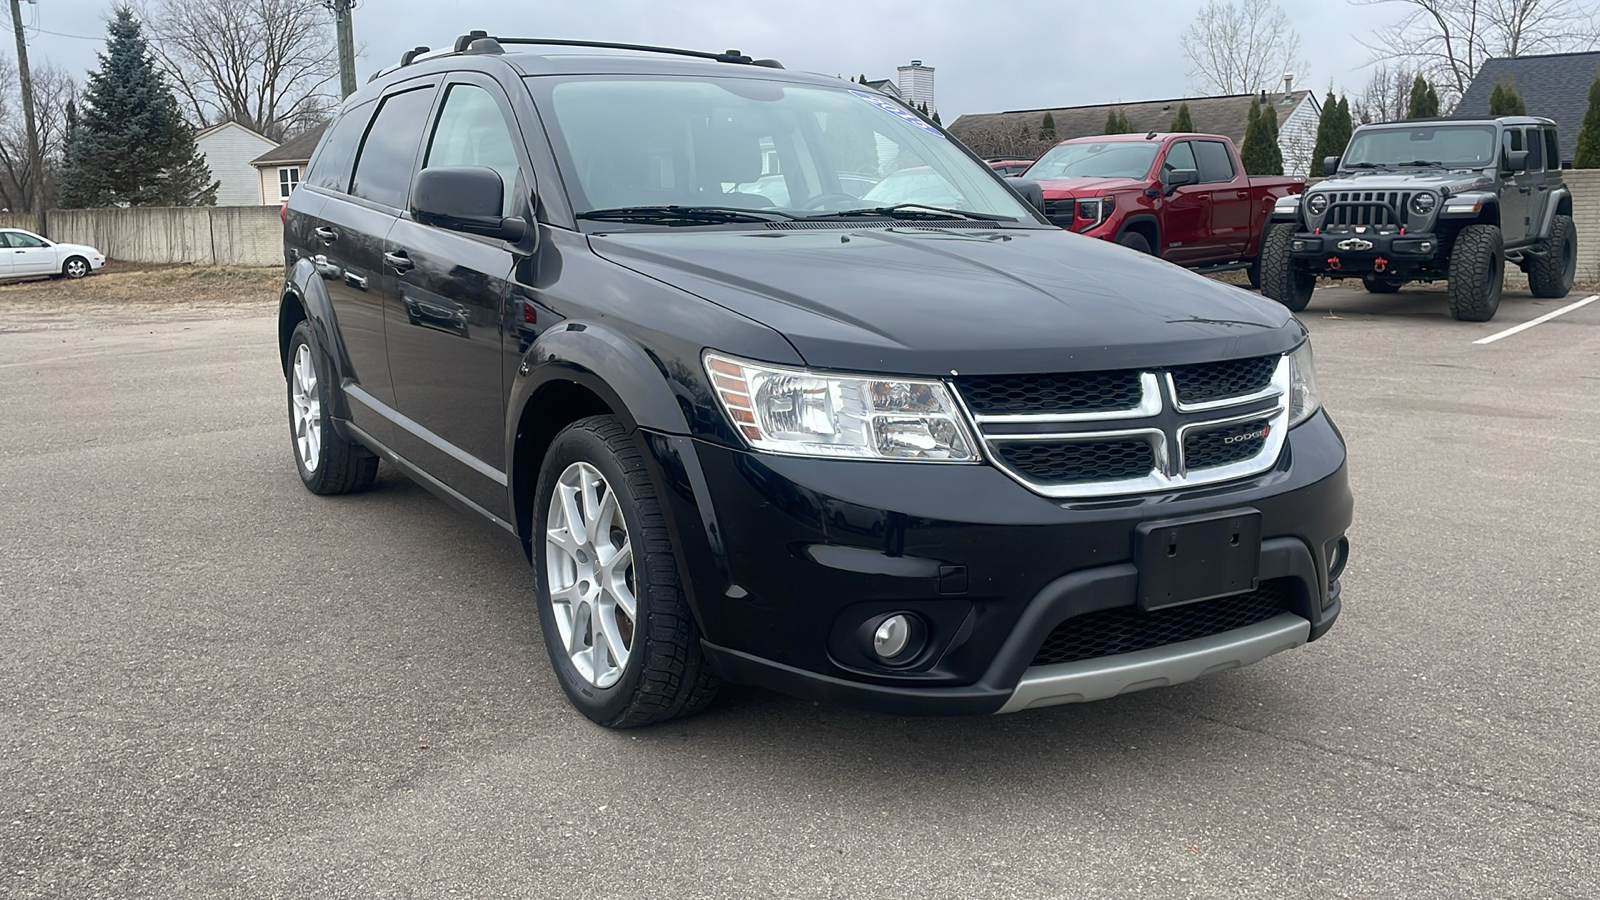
[1321,190,1418,228]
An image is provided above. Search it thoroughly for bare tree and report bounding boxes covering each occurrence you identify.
[135,0,338,140]
[950,121,1056,161]
[1351,64,1418,124]
[0,57,77,212]
[1359,0,1600,103]
[1180,0,1310,95]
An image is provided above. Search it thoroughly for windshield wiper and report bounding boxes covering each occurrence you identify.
[1343,162,1389,170]
[802,203,1014,222]
[576,205,799,226]
[1400,160,1444,168]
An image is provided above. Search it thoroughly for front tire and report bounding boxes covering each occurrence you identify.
[533,416,719,728]
[1527,213,1576,299]
[1259,224,1315,312]
[287,321,378,494]
[1447,224,1504,322]
[62,256,90,279]
[1117,231,1153,255]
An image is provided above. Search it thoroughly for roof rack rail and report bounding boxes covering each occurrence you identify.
[450,33,784,68]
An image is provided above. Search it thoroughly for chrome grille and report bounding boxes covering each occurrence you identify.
[957,370,1143,415]
[1171,355,1278,405]
[1323,190,1415,228]
[995,438,1156,484]
[1182,416,1275,471]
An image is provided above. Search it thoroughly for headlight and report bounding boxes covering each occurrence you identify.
[1075,197,1115,223]
[1410,193,1437,215]
[1274,195,1301,215]
[1306,193,1329,216]
[1287,341,1321,426]
[705,353,978,462]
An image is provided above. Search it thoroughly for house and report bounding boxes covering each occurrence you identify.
[897,60,936,115]
[861,78,904,100]
[1454,51,1600,165]
[249,123,327,206]
[949,89,1322,176]
[194,121,279,206]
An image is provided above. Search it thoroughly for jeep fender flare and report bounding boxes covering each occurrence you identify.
[1534,185,1573,239]
[1439,192,1500,226]
[1114,214,1160,251]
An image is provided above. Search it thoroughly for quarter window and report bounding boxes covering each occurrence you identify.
[424,84,523,217]
[351,87,437,210]
[1193,141,1236,183]
[277,166,301,199]
[1544,128,1561,169]
[1524,128,1544,171]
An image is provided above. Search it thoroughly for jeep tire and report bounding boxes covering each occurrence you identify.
[1259,224,1315,312]
[1526,213,1576,299]
[532,415,720,728]
[287,321,379,495]
[1446,224,1504,322]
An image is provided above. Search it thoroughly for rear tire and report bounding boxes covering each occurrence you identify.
[1363,277,1404,294]
[1117,231,1152,255]
[533,415,720,728]
[1259,224,1315,312]
[1446,224,1504,322]
[1526,213,1575,299]
[287,321,379,495]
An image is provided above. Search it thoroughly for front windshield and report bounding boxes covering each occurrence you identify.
[1024,142,1160,180]
[539,76,1035,220]
[1341,124,1497,168]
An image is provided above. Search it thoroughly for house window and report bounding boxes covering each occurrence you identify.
[277,166,301,199]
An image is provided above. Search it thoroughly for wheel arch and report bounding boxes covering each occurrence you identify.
[1115,214,1160,253]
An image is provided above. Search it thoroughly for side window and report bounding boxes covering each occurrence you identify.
[277,166,301,200]
[6,231,45,248]
[424,84,523,217]
[305,101,373,192]
[1525,128,1544,171]
[1194,141,1236,183]
[351,87,437,209]
[1544,128,1561,169]
[1502,128,1523,168]
[1164,141,1197,173]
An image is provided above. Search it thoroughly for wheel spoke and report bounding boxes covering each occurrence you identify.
[558,483,587,548]
[544,458,636,689]
[598,609,629,666]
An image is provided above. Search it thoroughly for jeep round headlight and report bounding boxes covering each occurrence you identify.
[1410,193,1437,215]
[705,353,978,462]
[1306,193,1329,216]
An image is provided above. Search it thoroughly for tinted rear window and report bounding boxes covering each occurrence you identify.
[305,101,373,192]
[351,87,436,209]
[1194,141,1235,183]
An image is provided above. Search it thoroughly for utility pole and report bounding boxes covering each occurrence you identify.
[8,0,47,236]
[330,0,356,98]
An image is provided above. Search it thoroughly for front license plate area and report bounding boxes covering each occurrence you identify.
[1135,510,1262,611]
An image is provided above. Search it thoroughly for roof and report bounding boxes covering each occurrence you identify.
[948,91,1316,148]
[195,120,275,145]
[1454,51,1600,163]
[250,123,329,167]
[863,78,902,97]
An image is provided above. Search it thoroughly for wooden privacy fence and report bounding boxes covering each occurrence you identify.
[0,205,283,267]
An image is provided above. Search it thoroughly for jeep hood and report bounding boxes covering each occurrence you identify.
[590,226,1301,376]
[1311,169,1495,194]
[1033,176,1147,198]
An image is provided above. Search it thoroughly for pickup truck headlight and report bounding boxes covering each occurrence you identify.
[1287,341,1321,426]
[1075,197,1115,225]
[705,353,978,462]
[1305,193,1329,216]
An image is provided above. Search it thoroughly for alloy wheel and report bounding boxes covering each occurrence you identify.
[290,343,322,471]
[545,461,636,688]
[66,259,87,278]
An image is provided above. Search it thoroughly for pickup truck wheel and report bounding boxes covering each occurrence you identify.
[1259,224,1314,312]
[1117,232,1152,255]
[1362,277,1404,294]
[1526,213,1576,299]
[287,321,378,495]
[1446,224,1504,322]
[534,415,720,728]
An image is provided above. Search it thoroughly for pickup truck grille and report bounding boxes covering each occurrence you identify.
[1321,190,1416,228]
[955,354,1289,498]
[1041,198,1075,226]
[1030,578,1295,666]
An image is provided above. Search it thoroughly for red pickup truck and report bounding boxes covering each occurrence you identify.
[1022,133,1304,281]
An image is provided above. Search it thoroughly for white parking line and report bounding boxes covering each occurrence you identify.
[1473,295,1599,345]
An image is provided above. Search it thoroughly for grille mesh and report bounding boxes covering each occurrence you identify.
[1184,418,1273,470]
[956,370,1142,415]
[1169,356,1277,405]
[995,438,1154,484]
[1030,579,1296,667]
[1323,190,1417,228]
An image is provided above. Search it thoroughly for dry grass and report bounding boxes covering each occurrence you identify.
[0,263,281,330]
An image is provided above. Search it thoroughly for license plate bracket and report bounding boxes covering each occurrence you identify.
[1135,510,1262,611]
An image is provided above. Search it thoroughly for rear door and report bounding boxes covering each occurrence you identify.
[382,74,525,515]
[1521,125,1550,244]
[1197,140,1251,260]
[1159,141,1212,264]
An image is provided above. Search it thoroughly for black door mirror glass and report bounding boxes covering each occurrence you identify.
[1504,149,1530,173]
[1162,168,1199,193]
[412,166,528,242]
[1004,177,1046,214]
[1323,156,1341,175]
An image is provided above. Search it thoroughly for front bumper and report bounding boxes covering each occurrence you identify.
[1290,230,1441,275]
[640,411,1353,716]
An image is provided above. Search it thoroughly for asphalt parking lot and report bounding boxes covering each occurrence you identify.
[2,280,1597,898]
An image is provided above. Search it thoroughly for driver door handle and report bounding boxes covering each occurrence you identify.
[383,250,414,273]
[314,226,338,244]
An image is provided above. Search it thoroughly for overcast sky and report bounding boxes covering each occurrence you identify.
[16,0,1411,123]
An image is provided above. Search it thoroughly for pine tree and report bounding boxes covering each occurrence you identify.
[1170,103,1194,132]
[858,74,868,85]
[1039,110,1057,141]
[1574,76,1600,168]
[1103,108,1130,134]
[1310,91,1341,176]
[1336,96,1353,148]
[1239,99,1280,175]
[931,110,941,125]
[1262,103,1284,175]
[59,7,216,207]
[1407,75,1440,119]
[1489,78,1527,116]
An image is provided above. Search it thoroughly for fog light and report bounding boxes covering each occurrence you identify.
[1291,240,1305,251]
[873,614,912,659]
[1420,242,1433,252]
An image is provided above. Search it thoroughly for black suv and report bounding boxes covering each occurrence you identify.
[1261,116,1576,321]
[278,34,1352,727]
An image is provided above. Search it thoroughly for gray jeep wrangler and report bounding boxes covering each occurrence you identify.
[1260,116,1576,321]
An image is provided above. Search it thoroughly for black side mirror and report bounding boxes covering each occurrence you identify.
[1161,168,1199,195]
[1004,176,1046,215]
[1323,156,1341,174]
[1504,149,1530,173]
[412,166,529,242]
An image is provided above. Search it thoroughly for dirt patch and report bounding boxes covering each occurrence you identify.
[0,263,281,331]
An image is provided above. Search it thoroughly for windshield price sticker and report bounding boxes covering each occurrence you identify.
[850,90,942,135]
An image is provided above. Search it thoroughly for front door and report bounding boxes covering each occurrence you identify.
[1499,128,1536,247]
[383,76,526,517]
[1160,141,1212,264]
[2,230,58,275]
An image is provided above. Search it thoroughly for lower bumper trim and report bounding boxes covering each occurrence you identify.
[996,611,1310,713]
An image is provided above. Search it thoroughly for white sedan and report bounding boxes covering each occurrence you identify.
[0,228,106,280]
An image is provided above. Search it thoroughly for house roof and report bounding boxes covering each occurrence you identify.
[1454,51,1600,163]
[251,123,329,167]
[863,78,902,98]
[195,120,277,146]
[948,90,1315,148]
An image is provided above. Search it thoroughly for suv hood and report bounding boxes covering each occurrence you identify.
[1312,169,1494,194]
[591,227,1301,376]
[1032,176,1146,198]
